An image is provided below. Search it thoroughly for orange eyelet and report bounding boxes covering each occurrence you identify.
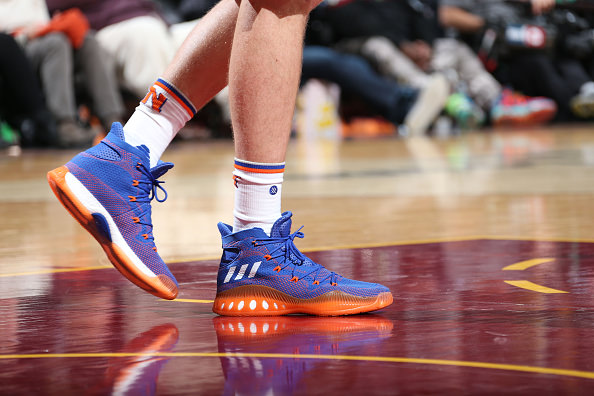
[264,254,272,261]
[152,247,158,252]
[252,241,258,246]
[142,233,149,240]
[132,180,139,186]
[273,266,281,272]
[313,280,320,285]
[128,196,137,202]
[331,282,337,286]
[132,217,140,223]
[290,276,299,283]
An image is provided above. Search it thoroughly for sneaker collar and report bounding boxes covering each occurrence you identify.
[104,122,174,176]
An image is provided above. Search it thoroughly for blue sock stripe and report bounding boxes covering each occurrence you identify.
[234,159,285,174]
[156,78,197,116]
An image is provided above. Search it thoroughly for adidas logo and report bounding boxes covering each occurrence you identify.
[223,261,261,284]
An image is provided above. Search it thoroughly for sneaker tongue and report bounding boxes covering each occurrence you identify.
[109,122,125,140]
[270,211,293,238]
[270,212,318,268]
[151,160,174,178]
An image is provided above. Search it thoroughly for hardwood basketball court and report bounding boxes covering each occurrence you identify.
[1,124,594,394]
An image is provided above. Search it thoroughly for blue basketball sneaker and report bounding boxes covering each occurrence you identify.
[213,212,393,316]
[47,122,178,299]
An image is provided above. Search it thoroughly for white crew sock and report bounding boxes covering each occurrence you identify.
[232,158,285,236]
[123,78,196,167]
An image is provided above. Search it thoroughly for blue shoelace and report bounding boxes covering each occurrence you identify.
[254,227,339,286]
[130,162,168,243]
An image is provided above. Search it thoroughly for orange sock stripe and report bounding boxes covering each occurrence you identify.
[154,79,196,118]
[234,159,285,174]
[233,164,285,174]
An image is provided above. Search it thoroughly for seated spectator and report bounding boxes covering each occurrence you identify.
[46,0,201,98]
[439,0,594,121]
[0,32,56,148]
[301,45,449,135]
[0,0,125,148]
[154,0,218,24]
[553,6,594,118]
[314,0,557,128]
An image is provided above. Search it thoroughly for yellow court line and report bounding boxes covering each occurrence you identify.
[0,352,593,380]
[504,280,568,294]
[3,234,594,279]
[503,258,555,271]
[167,235,594,257]
[300,236,487,254]
[0,265,111,278]
[168,298,214,304]
[0,236,481,278]
[480,235,594,244]
[162,236,485,263]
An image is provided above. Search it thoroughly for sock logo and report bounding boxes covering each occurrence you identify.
[233,175,242,188]
[269,186,278,195]
[223,261,261,283]
[142,86,168,113]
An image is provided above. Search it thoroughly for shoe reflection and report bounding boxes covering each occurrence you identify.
[214,315,393,396]
[99,323,179,396]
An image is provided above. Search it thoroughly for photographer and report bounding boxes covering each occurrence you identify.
[556,7,594,117]
[439,0,594,121]
[313,0,558,128]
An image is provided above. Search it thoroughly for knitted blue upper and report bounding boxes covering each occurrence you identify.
[216,212,389,299]
[66,122,177,285]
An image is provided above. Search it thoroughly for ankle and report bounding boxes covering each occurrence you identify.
[123,78,196,167]
[232,158,284,236]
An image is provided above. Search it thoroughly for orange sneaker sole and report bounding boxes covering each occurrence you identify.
[213,285,393,316]
[47,165,178,300]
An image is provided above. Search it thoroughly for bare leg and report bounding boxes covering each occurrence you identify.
[162,0,240,111]
[230,0,320,163]
[143,0,318,162]
[123,0,241,166]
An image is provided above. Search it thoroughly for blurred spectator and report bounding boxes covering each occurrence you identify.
[0,0,124,147]
[313,0,557,128]
[301,45,449,134]
[308,0,449,134]
[154,0,218,24]
[0,32,56,148]
[553,6,594,118]
[579,9,594,82]
[439,0,594,121]
[47,0,201,98]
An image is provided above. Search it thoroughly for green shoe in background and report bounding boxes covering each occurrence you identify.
[445,92,485,130]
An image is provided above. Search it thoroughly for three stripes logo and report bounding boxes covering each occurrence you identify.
[223,261,261,283]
